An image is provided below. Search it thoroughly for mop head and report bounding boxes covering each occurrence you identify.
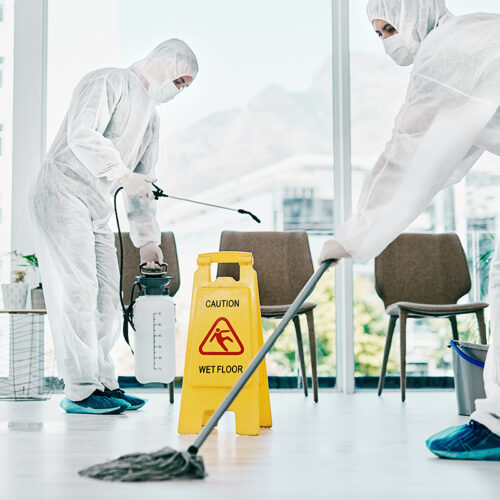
[78,447,206,481]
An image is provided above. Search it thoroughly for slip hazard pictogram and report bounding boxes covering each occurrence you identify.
[199,317,244,355]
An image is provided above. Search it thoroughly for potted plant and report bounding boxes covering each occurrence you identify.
[15,252,45,310]
[1,269,29,310]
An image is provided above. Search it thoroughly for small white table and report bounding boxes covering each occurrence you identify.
[0,309,48,400]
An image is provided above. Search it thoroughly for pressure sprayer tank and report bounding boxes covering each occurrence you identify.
[133,265,176,384]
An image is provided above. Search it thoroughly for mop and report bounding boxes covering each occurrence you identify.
[79,258,334,481]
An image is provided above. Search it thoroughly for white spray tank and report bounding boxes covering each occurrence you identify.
[132,264,176,384]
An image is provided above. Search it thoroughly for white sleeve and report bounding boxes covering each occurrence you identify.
[335,96,494,263]
[124,115,161,248]
[66,74,129,180]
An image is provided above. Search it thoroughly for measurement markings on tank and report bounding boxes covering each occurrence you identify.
[152,312,164,371]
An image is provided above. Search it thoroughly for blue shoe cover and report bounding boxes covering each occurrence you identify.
[426,420,500,460]
[104,388,147,410]
[60,390,130,415]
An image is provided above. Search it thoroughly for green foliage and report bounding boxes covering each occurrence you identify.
[352,274,392,376]
[13,270,26,283]
[13,251,39,270]
[263,270,335,376]
[10,252,41,287]
[263,270,399,377]
[263,268,484,378]
[478,233,495,298]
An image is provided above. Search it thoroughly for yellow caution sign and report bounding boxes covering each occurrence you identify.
[178,252,272,436]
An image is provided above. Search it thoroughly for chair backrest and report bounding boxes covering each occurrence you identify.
[374,233,471,309]
[217,231,314,306]
[114,232,180,304]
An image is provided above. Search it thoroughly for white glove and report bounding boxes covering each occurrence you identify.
[121,171,156,200]
[318,239,350,268]
[140,242,164,268]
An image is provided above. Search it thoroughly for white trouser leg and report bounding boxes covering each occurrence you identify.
[29,178,104,401]
[95,230,121,391]
[471,239,500,435]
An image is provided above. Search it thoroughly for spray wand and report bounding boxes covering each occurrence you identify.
[114,183,261,351]
[151,183,261,223]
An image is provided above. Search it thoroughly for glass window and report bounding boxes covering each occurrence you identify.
[350,0,500,386]
[47,0,334,381]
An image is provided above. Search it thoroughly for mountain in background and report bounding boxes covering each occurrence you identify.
[158,52,410,195]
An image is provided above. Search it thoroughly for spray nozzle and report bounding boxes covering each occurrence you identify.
[237,209,261,224]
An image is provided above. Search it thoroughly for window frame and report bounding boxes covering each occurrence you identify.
[13,0,358,392]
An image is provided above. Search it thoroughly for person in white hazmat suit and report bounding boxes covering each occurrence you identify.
[29,39,198,414]
[320,0,500,460]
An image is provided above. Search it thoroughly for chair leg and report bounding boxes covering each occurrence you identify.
[476,309,487,344]
[306,310,319,403]
[293,315,308,397]
[169,381,174,404]
[449,316,459,341]
[400,310,408,402]
[378,315,397,396]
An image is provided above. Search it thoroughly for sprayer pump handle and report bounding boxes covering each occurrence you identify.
[140,262,168,275]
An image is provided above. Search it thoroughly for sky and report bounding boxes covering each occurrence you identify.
[47,0,500,142]
[41,0,500,373]
[47,0,333,138]
[116,0,333,132]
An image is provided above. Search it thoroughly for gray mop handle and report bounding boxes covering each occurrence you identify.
[189,258,335,453]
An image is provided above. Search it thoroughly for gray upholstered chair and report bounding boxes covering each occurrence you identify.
[375,232,488,402]
[217,231,320,402]
[114,231,180,403]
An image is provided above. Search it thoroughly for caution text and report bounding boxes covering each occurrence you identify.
[205,299,240,308]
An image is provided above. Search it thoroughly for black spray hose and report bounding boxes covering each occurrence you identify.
[114,187,136,351]
[114,186,126,314]
[151,183,261,223]
[114,183,261,350]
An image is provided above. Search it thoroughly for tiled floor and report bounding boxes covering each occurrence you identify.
[1,390,499,500]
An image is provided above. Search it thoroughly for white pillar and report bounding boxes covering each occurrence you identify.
[11,0,48,255]
[332,0,355,393]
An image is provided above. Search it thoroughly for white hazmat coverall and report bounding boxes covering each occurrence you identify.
[323,0,500,435]
[29,39,198,401]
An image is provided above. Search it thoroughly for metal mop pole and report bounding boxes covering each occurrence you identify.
[78,258,335,481]
[188,258,334,454]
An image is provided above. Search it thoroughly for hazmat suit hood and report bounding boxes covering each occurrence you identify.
[366,0,454,58]
[131,38,199,104]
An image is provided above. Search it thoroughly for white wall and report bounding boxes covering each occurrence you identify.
[11,0,47,256]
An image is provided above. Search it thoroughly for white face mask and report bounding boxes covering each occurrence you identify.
[382,34,414,66]
[148,80,182,104]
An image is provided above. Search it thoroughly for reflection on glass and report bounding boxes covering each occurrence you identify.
[47,0,334,378]
[350,0,500,382]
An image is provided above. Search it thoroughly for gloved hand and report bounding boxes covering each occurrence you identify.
[318,239,350,268]
[140,242,164,269]
[121,171,156,200]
